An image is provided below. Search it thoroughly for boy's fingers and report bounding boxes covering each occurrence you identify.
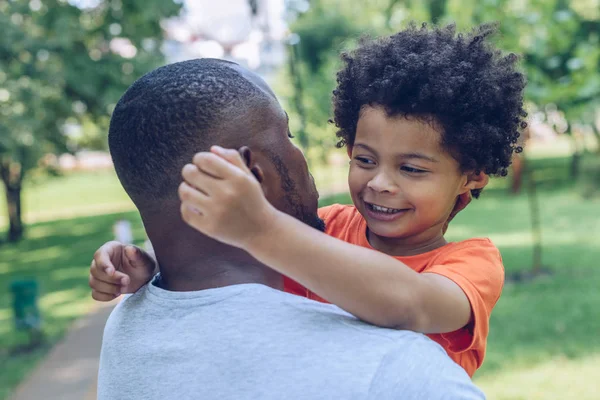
[124,246,144,268]
[94,241,124,276]
[110,270,130,286]
[92,289,119,302]
[90,260,125,284]
[180,170,221,201]
[181,164,212,193]
[89,273,121,295]
[180,202,206,232]
[211,146,250,173]
[192,153,246,181]
[178,182,210,207]
[119,274,130,287]
[124,245,156,275]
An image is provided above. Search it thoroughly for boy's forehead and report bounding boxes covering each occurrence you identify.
[354,106,459,162]
[357,107,441,143]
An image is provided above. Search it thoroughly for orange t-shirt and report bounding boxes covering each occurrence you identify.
[284,204,504,377]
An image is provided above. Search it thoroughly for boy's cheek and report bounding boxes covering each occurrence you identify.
[347,169,366,192]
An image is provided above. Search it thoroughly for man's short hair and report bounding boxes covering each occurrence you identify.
[108,58,268,207]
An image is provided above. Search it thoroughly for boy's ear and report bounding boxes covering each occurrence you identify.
[238,146,265,184]
[463,171,489,193]
[346,145,353,159]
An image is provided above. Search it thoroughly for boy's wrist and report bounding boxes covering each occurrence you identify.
[242,204,286,255]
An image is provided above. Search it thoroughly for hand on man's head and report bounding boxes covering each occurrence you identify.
[179,146,278,251]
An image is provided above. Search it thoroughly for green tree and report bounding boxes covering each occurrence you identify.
[0,0,181,242]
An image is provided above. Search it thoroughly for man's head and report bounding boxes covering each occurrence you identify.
[108,59,321,232]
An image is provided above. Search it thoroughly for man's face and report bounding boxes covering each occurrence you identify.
[258,109,324,232]
[228,64,323,231]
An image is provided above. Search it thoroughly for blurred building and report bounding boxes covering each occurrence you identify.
[162,0,288,79]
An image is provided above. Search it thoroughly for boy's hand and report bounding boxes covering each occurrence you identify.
[179,146,277,250]
[89,241,156,301]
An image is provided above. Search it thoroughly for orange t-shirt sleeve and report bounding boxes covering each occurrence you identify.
[317,205,335,220]
[317,204,345,227]
[425,239,504,355]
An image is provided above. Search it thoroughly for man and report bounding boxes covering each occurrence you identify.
[96,58,484,399]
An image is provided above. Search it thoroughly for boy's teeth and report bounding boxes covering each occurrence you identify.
[371,204,400,214]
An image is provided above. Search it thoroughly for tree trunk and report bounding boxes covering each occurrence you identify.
[591,124,600,155]
[428,0,447,24]
[525,159,542,273]
[385,0,403,29]
[287,42,310,152]
[567,125,583,179]
[0,159,25,242]
[511,153,525,194]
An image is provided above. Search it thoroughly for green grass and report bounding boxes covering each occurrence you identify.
[0,169,134,228]
[1,153,599,399]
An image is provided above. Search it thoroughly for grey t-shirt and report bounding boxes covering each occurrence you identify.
[98,281,484,400]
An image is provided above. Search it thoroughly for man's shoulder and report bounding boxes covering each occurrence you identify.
[280,296,484,398]
[280,290,435,344]
[368,339,485,399]
[102,289,148,334]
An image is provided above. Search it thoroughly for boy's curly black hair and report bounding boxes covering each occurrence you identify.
[332,23,527,198]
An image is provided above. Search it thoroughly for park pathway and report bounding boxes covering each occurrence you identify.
[8,299,118,400]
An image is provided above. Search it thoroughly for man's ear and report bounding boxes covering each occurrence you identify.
[238,146,265,183]
[462,171,489,193]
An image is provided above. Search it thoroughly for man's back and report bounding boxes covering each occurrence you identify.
[98,282,483,400]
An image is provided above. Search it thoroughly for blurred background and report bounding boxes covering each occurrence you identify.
[1,0,599,399]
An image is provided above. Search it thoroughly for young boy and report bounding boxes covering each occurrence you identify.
[90,23,526,377]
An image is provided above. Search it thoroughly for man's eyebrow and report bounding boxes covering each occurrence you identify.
[284,111,289,123]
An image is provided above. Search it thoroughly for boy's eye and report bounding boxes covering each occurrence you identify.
[401,166,427,174]
[287,131,295,139]
[355,156,375,165]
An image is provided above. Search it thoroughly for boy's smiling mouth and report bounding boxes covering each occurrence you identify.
[364,201,411,221]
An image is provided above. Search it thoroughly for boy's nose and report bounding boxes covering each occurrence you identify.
[367,171,398,194]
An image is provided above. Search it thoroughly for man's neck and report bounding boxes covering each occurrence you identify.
[156,256,284,292]
[146,218,283,292]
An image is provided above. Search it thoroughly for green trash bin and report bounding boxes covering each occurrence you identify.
[10,279,41,331]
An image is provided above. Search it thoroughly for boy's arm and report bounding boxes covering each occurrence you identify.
[240,208,471,332]
[89,241,157,301]
[179,148,472,333]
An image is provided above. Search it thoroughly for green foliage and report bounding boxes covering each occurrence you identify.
[0,0,181,240]
[283,0,600,159]
[292,11,357,74]
[0,0,181,154]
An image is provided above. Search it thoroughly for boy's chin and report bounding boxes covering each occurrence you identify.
[366,222,412,240]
